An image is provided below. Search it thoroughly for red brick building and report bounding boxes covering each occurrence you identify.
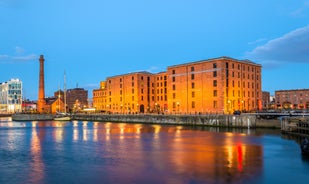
[93,57,262,114]
[275,89,309,110]
[66,88,88,112]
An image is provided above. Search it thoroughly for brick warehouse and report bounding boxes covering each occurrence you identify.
[93,57,262,114]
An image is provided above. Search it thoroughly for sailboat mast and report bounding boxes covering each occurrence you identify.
[64,71,67,114]
[58,83,61,113]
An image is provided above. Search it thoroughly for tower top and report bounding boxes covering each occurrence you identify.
[39,55,44,61]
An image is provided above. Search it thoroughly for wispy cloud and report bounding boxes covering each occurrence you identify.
[290,1,309,17]
[0,54,9,59]
[146,66,162,73]
[84,83,99,89]
[245,25,309,68]
[12,54,38,61]
[0,46,38,63]
[15,46,25,55]
[248,38,267,45]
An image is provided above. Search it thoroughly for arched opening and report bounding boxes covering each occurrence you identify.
[140,104,145,113]
[282,102,292,110]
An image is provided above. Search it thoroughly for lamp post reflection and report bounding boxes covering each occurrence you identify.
[30,128,44,183]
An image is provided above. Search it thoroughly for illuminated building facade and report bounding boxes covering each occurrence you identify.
[102,71,156,113]
[167,57,262,114]
[93,57,262,114]
[93,81,106,112]
[0,78,23,113]
[66,88,88,112]
[154,72,168,113]
[275,89,309,110]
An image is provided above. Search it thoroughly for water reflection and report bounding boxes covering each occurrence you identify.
[29,127,44,183]
[0,118,297,184]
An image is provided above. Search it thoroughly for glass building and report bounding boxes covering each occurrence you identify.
[0,79,23,113]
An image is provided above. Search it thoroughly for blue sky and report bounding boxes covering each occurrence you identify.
[1,0,309,100]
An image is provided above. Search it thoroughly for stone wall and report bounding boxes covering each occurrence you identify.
[72,114,256,128]
[12,113,54,121]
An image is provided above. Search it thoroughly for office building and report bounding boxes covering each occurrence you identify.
[0,79,23,113]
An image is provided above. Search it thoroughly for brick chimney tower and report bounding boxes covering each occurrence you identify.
[37,55,46,113]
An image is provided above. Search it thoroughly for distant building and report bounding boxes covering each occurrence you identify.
[0,79,23,113]
[93,81,106,112]
[275,89,309,110]
[262,91,270,110]
[22,99,37,113]
[66,88,88,112]
[44,96,64,114]
[93,56,262,114]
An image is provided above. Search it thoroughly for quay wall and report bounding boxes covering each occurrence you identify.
[256,118,281,129]
[11,113,282,129]
[281,116,309,137]
[72,114,256,128]
[12,113,54,121]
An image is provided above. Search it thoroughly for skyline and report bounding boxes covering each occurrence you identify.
[1,1,309,100]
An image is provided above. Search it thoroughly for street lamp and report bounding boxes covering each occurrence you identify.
[136,103,139,113]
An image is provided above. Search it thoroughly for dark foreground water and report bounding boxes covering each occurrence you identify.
[0,117,308,184]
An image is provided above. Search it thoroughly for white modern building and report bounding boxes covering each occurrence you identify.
[0,79,23,113]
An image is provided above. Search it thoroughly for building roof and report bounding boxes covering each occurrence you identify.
[106,71,154,79]
[275,89,309,93]
[167,56,261,68]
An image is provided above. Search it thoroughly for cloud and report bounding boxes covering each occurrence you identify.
[12,54,38,61]
[247,38,267,45]
[245,25,309,68]
[15,46,25,55]
[84,83,99,89]
[146,66,162,73]
[290,1,309,17]
[0,54,9,59]
[0,47,38,63]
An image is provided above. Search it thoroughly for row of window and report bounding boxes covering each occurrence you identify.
[172,62,259,74]
[171,81,259,90]
[171,101,218,109]
[109,75,167,84]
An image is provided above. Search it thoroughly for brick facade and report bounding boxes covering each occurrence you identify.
[93,57,262,114]
[275,89,309,109]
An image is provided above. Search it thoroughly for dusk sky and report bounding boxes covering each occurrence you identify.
[1,0,309,100]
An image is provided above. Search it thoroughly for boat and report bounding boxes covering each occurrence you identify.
[53,71,71,121]
[300,137,309,155]
[54,114,71,121]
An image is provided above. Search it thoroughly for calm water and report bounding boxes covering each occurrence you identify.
[0,117,308,184]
